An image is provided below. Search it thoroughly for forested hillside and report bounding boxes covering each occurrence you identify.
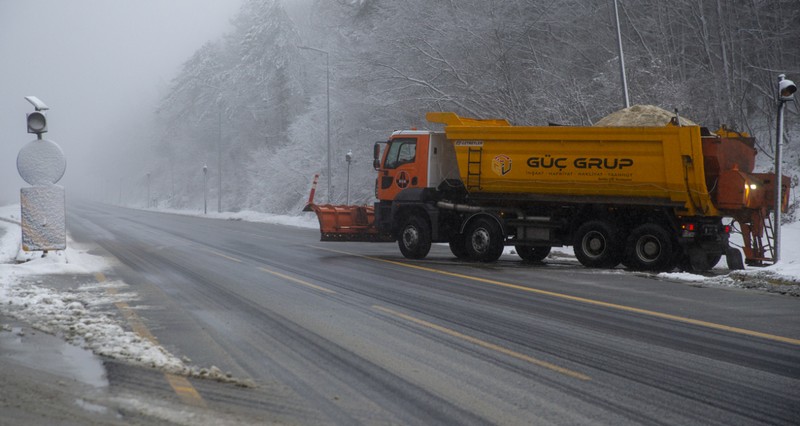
[149,0,799,215]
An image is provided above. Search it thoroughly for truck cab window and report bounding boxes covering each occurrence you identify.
[384,138,416,169]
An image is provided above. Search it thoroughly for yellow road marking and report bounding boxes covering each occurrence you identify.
[313,247,800,346]
[374,305,591,381]
[258,266,337,294]
[165,374,207,407]
[95,272,207,407]
[207,250,243,263]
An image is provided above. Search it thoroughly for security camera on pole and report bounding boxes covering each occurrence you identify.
[17,96,67,253]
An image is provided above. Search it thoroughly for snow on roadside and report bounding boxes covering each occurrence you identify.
[0,204,251,385]
[148,206,318,229]
[656,222,800,296]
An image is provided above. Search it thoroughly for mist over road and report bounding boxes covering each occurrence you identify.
[67,202,800,425]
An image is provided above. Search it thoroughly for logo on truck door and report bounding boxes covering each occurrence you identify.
[396,171,410,188]
[492,154,512,176]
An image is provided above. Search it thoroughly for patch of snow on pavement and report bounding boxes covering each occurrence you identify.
[0,204,251,384]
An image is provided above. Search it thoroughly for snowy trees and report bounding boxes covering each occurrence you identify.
[150,0,799,213]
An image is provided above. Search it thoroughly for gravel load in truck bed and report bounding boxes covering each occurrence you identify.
[594,104,697,127]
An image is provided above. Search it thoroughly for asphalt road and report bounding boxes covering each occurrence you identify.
[64,202,800,425]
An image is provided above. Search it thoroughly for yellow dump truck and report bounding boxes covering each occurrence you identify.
[305,110,789,272]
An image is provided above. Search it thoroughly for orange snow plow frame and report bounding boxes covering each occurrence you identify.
[302,174,391,242]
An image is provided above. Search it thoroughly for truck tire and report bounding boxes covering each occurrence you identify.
[515,245,551,262]
[397,215,431,259]
[465,217,505,262]
[573,220,622,268]
[449,234,469,259]
[625,223,674,271]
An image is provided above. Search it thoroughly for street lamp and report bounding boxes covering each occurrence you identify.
[773,74,796,263]
[203,163,208,214]
[298,45,332,203]
[345,150,353,205]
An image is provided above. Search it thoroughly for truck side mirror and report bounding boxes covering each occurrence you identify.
[373,142,382,170]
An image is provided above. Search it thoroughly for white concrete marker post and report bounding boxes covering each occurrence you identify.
[17,97,67,252]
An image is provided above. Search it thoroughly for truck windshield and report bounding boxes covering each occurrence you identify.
[384,138,416,169]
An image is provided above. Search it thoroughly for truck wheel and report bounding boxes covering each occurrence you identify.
[573,220,622,268]
[625,223,674,271]
[515,245,551,262]
[465,217,505,262]
[449,234,469,259]
[397,215,431,259]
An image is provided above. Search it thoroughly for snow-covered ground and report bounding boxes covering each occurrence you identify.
[1,203,798,380]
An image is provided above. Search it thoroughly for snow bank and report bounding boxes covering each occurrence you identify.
[149,207,318,229]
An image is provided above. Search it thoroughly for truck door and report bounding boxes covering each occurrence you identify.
[377,134,429,201]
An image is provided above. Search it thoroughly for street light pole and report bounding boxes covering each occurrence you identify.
[345,150,352,205]
[773,74,797,263]
[146,173,151,209]
[613,0,630,108]
[203,163,208,215]
[298,45,332,203]
[218,107,223,213]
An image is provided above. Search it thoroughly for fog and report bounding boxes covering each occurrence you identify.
[2,1,795,215]
[0,0,242,205]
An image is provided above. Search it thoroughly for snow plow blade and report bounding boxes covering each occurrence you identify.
[304,203,392,242]
[302,174,391,242]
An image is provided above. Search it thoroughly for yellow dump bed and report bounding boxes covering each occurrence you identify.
[427,112,717,217]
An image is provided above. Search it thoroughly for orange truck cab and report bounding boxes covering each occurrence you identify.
[374,131,459,202]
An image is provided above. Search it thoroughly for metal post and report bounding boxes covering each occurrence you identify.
[146,173,151,209]
[613,0,630,108]
[203,164,208,215]
[773,73,797,264]
[217,107,223,213]
[346,150,352,205]
[774,98,786,263]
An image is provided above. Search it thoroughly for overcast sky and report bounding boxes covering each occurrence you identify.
[0,0,243,205]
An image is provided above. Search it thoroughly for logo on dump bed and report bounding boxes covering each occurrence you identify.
[492,154,512,176]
